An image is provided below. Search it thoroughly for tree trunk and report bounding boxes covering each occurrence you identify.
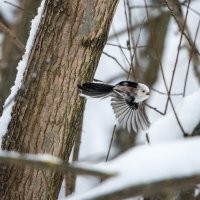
[0,0,118,199]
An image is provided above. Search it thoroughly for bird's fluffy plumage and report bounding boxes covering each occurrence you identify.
[78,81,150,132]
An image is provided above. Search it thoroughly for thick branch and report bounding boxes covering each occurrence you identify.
[89,175,200,200]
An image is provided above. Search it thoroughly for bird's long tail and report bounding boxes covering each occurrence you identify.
[78,82,114,98]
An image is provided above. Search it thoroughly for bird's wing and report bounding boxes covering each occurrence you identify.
[111,92,150,132]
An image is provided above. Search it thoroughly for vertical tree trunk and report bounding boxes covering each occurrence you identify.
[0,0,118,199]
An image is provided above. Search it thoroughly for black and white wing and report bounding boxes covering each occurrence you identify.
[78,82,113,98]
[111,92,150,132]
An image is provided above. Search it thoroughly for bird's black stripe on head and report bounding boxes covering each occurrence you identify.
[118,81,138,88]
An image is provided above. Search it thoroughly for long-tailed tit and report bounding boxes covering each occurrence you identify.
[78,81,150,132]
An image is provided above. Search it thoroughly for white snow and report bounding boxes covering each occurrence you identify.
[139,90,200,144]
[0,0,19,24]
[66,136,200,200]
[0,0,45,145]
[0,150,62,164]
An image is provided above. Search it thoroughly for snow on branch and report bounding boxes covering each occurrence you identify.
[66,136,200,200]
[0,151,113,179]
[147,89,200,143]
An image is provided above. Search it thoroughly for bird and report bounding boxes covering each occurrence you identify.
[78,81,150,132]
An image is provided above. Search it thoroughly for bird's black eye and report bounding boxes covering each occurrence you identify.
[142,90,145,93]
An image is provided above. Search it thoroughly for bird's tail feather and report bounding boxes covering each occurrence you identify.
[78,82,113,98]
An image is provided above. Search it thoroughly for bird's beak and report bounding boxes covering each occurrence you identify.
[146,92,150,96]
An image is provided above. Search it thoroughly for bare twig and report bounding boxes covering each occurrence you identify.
[144,0,186,136]
[102,51,129,74]
[130,1,200,14]
[168,97,187,136]
[165,0,200,55]
[130,17,145,81]
[123,0,141,81]
[145,103,164,115]
[182,3,200,17]
[4,0,24,10]
[168,0,190,96]
[106,125,117,162]
[126,0,139,80]
[150,87,183,96]
[183,19,200,96]
[0,22,24,51]
[111,25,131,68]
[145,133,150,144]
[106,43,148,50]
[123,0,136,80]
[130,1,200,18]
[108,13,171,41]
[130,3,166,9]
[144,0,170,115]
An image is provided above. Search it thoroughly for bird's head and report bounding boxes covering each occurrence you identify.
[136,83,150,102]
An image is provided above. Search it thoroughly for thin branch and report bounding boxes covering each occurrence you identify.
[126,0,137,73]
[144,0,186,136]
[130,3,166,9]
[111,25,131,68]
[168,0,190,96]
[106,43,148,50]
[130,1,200,18]
[131,17,145,81]
[145,103,164,115]
[169,97,187,136]
[165,0,200,55]
[106,125,116,162]
[4,0,24,10]
[102,51,129,74]
[124,0,136,80]
[145,133,150,144]
[182,3,200,17]
[143,0,170,115]
[108,13,170,41]
[183,19,200,96]
[0,22,24,52]
[150,87,183,96]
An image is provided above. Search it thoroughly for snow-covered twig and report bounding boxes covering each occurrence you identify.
[66,137,200,200]
[0,151,113,179]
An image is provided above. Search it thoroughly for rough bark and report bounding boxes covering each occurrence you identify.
[0,0,118,199]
